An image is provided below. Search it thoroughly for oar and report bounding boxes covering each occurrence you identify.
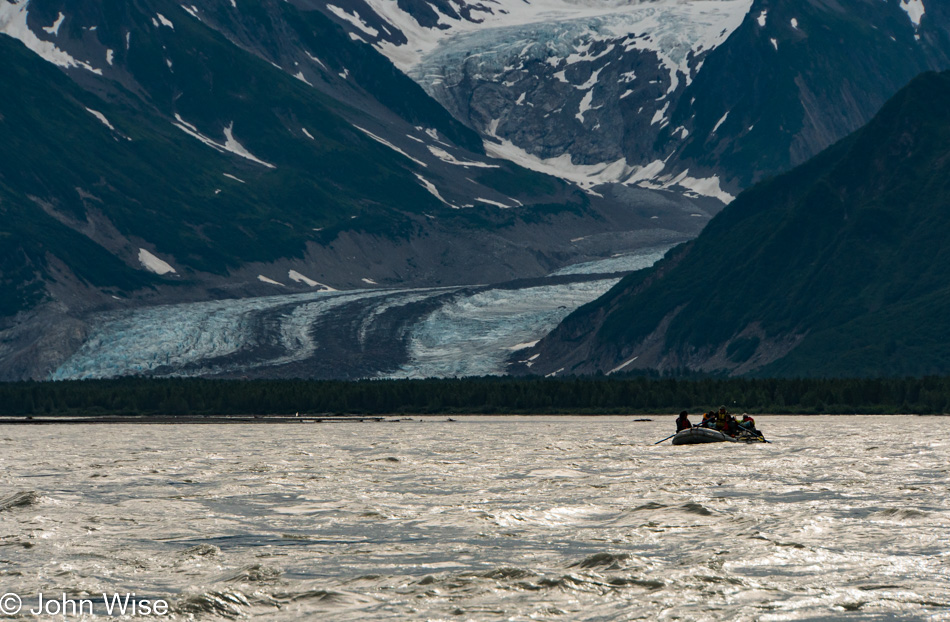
[653,432,679,445]
[739,422,770,443]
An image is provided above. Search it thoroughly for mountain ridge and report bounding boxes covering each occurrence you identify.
[512,69,950,378]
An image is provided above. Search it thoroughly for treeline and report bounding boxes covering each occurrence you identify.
[1,375,950,416]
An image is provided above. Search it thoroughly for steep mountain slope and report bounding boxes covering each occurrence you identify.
[0,0,710,379]
[512,70,950,378]
[324,0,950,194]
[667,0,950,189]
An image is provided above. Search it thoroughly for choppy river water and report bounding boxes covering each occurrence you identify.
[0,416,948,621]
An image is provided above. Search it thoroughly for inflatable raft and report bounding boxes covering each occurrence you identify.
[671,427,766,445]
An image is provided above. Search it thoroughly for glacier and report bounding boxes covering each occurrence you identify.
[356,0,752,201]
[52,250,669,381]
[363,0,753,75]
[385,279,619,379]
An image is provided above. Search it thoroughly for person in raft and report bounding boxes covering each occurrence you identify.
[726,413,740,436]
[739,414,757,432]
[675,410,692,432]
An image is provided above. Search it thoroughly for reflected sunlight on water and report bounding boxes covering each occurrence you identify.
[0,416,947,620]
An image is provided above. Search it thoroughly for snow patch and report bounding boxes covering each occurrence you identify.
[482,121,733,202]
[0,1,102,74]
[608,355,638,375]
[355,125,427,167]
[181,6,201,21]
[631,164,734,204]
[362,278,379,285]
[414,173,456,207]
[424,128,447,144]
[155,13,174,29]
[624,159,668,185]
[301,128,314,140]
[770,37,778,51]
[575,67,602,91]
[507,340,539,351]
[900,0,925,28]
[651,101,670,126]
[306,51,327,70]
[576,90,594,123]
[485,139,630,190]
[288,270,332,289]
[258,275,285,286]
[294,71,312,86]
[222,123,275,169]
[427,145,499,168]
[790,17,798,29]
[712,111,729,133]
[42,12,65,36]
[475,197,513,209]
[327,5,379,37]
[85,108,115,131]
[173,116,274,168]
[138,248,176,275]
[223,173,245,183]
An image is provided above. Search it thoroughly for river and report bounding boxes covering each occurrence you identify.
[0,415,947,620]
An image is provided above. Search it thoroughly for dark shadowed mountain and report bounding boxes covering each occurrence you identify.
[512,70,950,378]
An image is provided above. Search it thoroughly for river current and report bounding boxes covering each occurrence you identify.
[0,416,947,620]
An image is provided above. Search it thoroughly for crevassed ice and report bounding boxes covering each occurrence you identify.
[549,246,672,276]
[368,0,753,73]
[52,289,395,380]
[401,2,751,201]
[385,279,621,379]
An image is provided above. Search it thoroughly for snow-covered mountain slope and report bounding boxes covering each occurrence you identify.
[322,0,950,194]
[323,0,750,201]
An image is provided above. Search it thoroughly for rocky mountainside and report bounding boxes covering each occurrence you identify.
[0,0,710,379]
[324,0,950,194]
[512,70,950,378]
